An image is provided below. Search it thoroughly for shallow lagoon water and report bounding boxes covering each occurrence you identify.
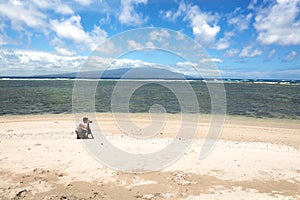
[0,79,299,119]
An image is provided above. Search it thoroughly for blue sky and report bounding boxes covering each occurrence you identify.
[0,0,299,79]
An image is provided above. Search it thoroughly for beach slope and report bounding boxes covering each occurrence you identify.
[0,114,299,199]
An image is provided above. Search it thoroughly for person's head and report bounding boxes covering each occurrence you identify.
[83,117,89,123]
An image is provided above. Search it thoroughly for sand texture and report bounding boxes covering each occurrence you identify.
[0,113,299,199]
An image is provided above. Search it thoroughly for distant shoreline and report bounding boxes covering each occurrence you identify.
[1,112,299,121]
[0,77,299,85]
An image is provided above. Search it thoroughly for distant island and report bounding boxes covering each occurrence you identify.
[0,67,299,84]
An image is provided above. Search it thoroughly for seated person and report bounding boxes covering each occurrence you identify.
[75,117,91,139]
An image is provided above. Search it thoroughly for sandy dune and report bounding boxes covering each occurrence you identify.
[0,113,299,199]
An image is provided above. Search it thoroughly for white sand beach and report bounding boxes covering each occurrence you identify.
[0,113,299,199]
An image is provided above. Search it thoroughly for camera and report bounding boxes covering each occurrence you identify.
[83,117,92,124]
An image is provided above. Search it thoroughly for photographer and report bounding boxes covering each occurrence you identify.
[75,117,93,139]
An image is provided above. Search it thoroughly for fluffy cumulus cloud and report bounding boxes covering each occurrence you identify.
[254,0,300,45]
[160,1,220,47]
[214,32,234,50]
[0,49,86,75]
[50,15,107,51]
[159,0,299,51]
[184,5,220,47]
[55,4,74,15]
[0,0,47,31]
[214,38,231,50]
[1,0,300,79]
[239,46,262,58]
[0,0,104,52]
[55,47,76,56]
[118,0,148,26]
[0,0,76,32]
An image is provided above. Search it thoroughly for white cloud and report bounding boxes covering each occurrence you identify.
[283,51,298,62]
[200,58,223,63]
[127,40,143,49]
[214,38,231,50]
[74,0,92,6]
[228,8,253,31]
[110,58,152,69]
[224,49,239,58]
[0,49,86,75]
[214,25,235,50]
[214,32,234,50]
[0,48,220,78]
[176,31,185,40]
[254,0,300,45]
[51,16,86,42]
[0,0,47,30]
[50,15,107,51]
[55,4,74,15]
[50,37,65,47]
[160,1,221,48]
[160,0,186,22]
[31,0,51,9]
[92,57,221,78]
[145,41,155,48]
[119,0,148,26]
[55,47,76,56]
[0,0,77,32]
[239,46,262,58]
[31,0,74,15]
[248,0,258,10]
[149,29,170,42]
[95,41,119,54]
[264,49,276,61]
[175,61,221,77]
[184,5,220,47]
[176,61,197,68]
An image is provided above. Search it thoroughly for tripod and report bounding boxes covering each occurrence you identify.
[87,123,94,139]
